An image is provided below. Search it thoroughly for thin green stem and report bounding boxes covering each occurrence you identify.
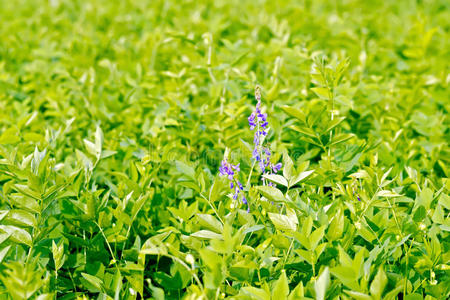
[200,193,224,225]
[282,238,295,269]
[385,197,403,238]
[95,221,120,271]
[328,88,334,169]
[312,260,316,278]
[358,184,382,217]
[246,160,256,187]
[403,238,414,297]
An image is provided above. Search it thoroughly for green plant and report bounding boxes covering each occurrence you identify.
[0,0,448,299]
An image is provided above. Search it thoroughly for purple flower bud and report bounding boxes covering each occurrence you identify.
[237,181,243,190]
[259,160,265,171]
[255,86,261,102]
[272,162,282,173]
[248,113,256,130]
[253,135,259,145]
[252,147,258,158]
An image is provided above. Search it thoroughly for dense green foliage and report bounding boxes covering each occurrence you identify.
[0,0,449,299]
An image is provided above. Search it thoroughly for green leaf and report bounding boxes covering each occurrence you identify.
[148,279,165,300]
[295,249,312,265]
[141,236,168,255]
[327,208,344,241]
[196,214,223,233]
[404,294,424,300]
[191,230,223,240]
[328,133,354,146]
[262,174,288,187]
[113,269,123,300]
[309,225,326,250]
[100,150,117,159]
[255,186,287,202]
[268,213,297,231]
[290,170,314,187]
[349,170,370,179]
[314,267,330,300]
[290,125,318,138]
[415,187,433,210]
[369,267,387,299]
[0,246,11,263]
[330,266,357,288]
[293,232,311,250]
[376,190,402,197]
[281,105,307,123]
[2,209,36,227]
[344,290,372,300]
[209,176,225,203]
[241,286,270,300]
[288,281,304,300]
[413,205,426,222]
[81,272,103,291]
[0,211,8,222]
[283,152,294,181]
[272,270,289,298]
[243,225,265,235]
[303,216,314,237]
[175,161,196,180]
[76,149,93,170]
[83,139,98,157]
[52,240,65,271]
[380,167,393,184]
[0,225,32,246]
[324,116,346,134]
[36,293,54,300]
[95,125,103,156]
[311,87,330,100]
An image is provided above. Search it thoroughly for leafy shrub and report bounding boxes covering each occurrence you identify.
[0,0,448,299]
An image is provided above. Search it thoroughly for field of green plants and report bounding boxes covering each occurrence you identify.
[0,0,449,299]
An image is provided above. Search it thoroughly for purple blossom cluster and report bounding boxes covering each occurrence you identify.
[219,159,247,205]
[218,86,282,211]
[248,86,282,185]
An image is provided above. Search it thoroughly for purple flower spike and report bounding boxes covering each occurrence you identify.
[219,158,248,208]
[248,85,283,185]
